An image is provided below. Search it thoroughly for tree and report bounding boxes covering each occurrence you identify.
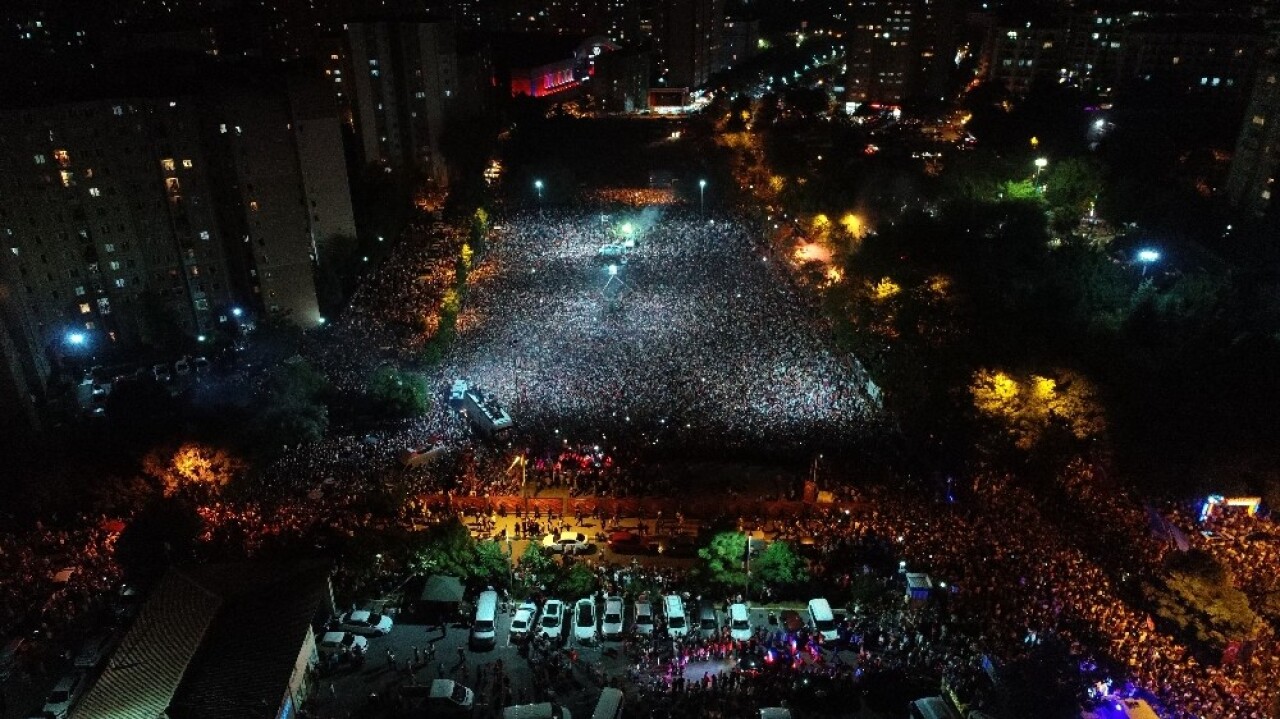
[698,532,748,589]
[142,442,247,496]
[1043,157,1104,226]
[245,359,331,454]
[555,561,599,597]
[368,366,430,418]
[752,540,807,589]
[1143,549,1262,651]
[411,518,479,579]
[474,541,512,589]
[114,496,203,583]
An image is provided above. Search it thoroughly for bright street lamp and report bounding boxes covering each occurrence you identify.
[534,179,544,200]
[231,307,243,318]
[66,332,86,346]
[1033,157,1048,189]
[1136,248,1160,276]
[699,179,707,214]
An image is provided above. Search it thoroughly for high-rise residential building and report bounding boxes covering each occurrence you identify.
[721,17,761,71]
[846,0,957,106]
[985,10,1265,100]
[1226,55,1280,218]
[0,57,351,427]
[345,19,475,185]
[655,0,724,88]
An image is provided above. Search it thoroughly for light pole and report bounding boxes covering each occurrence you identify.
[699,179,707,214]
[1136,248,1160,277]
[1033,157,1048,191]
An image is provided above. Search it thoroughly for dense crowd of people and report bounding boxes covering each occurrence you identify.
[442,204,879,452]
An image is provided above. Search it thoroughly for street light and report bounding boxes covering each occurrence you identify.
[231,307,243,318]
[699,178,707,214]
[1033,157,1048,188]
[534,179,543,201]
[1137,248,1160,277]
[66,332,86,346]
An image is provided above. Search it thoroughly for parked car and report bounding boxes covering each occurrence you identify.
[152,363,172,382]
[193,356,210,374]
[633,600,655,636]
[729,603,752,641]
[698,603,720,638]
[601,596,624,639]
[510,601,537,642]
[661,534,699,558]
[174,358,191,376]
[538,599,565,641]
[318,631,367,657]
[573,598,598,644]
[42,671,86,718]
[338,610,393,636]
[542,531,592,554]
[607,531,656,555]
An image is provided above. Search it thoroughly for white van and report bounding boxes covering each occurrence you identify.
[591,687,624,719]
[663,595,687,638]
[470,590,498,650]
[807,598,836,642]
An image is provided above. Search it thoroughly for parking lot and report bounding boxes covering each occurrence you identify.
[310,594,867,719]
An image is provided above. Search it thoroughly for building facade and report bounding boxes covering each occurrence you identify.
[1226,56,1280,218]
[655,0,724,89]
[345,20,466,185]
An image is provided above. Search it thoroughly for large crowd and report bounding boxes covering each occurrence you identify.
[441,203,879,452]
[5,192,1279,719]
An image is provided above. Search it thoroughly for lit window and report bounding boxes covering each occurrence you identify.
[182,159,193,168]
[33,154,46,165]
[79,303,91,314]
[89,187,101,197]
[104,243,115,253]
[199,230,210,240]
[114,278,126,288]
[249,201,259,212]
[109,261,120,270]
[74,285,85,296]
[161,158,175,171]
[112,105,123,116]
[53,149,70,166]
[220,123,228,134]
[1254,115,1266,126]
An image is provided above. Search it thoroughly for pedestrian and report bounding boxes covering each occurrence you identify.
[328,683,336,700]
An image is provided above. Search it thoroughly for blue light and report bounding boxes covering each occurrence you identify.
[67,332,86,346]
[231,307,243,318]
[1136,249,1160,263]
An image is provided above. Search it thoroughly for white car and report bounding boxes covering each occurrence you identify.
[601,596,624,639]
[42,671,86,718]
[318,631,367,657]
[538,599,565,641]
[542,531,591,554]
[510,601,537,641]
[338,610,393,636]
[633,600,655,636]
[573,598,598,644]
[729,603,752,641]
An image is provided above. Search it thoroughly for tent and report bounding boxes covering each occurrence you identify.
[413,574,465,622]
